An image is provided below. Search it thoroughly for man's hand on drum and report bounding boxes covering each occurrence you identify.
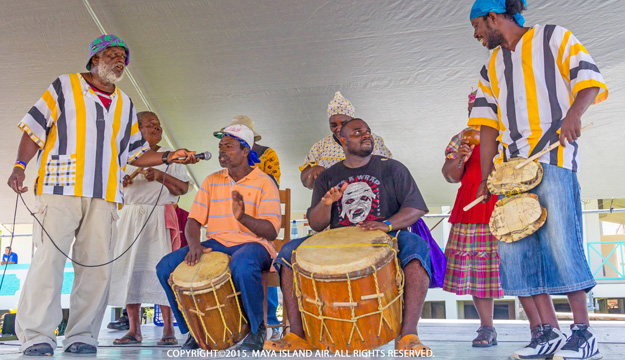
[321,183,347,206]
[356,221,388,231]
[232,190,245,220]
[476,179,491,203]
[185,244,212,266]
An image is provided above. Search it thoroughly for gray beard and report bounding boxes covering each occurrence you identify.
[97,61,124,84]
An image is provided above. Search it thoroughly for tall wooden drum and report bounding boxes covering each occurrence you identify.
[292,227,404,352]
[169,252,249,350]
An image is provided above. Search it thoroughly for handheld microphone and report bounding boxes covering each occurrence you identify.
[172,151,212,161]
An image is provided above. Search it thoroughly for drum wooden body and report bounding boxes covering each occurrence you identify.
[292,227,404,352]
[169,252,249,350]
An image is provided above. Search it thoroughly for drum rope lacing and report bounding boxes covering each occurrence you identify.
[292,236,405,347]
[170,258,247,348]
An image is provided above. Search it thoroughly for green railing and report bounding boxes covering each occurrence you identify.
[587,240,625,280]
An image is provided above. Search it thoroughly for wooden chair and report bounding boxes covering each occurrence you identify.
[262,188,291,337]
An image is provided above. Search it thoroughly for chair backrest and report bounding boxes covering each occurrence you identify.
[274,188,291,252]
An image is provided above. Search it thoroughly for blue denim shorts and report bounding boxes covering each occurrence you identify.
[274,229,432,284]
[497,163,596,296]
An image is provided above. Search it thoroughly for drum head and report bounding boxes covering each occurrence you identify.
[172,252,230,288]
[295,227,394,277]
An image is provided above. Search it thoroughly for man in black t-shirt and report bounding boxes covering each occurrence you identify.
[266,118,433,354]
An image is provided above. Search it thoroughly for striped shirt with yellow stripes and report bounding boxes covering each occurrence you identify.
[468,24,608,172]
[18,73,149,203]
[189,167,282,259]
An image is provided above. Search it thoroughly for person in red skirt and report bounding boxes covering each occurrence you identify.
[441,89,503,347]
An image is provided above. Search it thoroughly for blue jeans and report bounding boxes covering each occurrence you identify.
[497,163,596,296]
[267,287,280,326]
[156,240,272,334]
[274,230,432,282]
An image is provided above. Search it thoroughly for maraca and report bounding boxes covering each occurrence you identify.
[462,128,480,146]
[456,129,480,169]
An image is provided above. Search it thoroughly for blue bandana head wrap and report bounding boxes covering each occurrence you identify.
[223,134,261,167]
[470,0,527,26]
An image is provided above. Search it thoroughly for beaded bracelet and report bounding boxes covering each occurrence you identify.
[14,160,26,170]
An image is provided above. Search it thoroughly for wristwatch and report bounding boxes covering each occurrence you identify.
[162,151,171,164]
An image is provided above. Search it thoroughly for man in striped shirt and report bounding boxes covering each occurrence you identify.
[7,35,197,356]
[469,1,607,360]
[156,124,281,352]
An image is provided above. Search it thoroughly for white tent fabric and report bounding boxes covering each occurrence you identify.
[1,0,623,223]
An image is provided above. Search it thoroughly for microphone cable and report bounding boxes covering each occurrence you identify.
[0,164,172,292]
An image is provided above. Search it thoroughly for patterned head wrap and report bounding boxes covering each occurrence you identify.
[327,91,355,118]
[469,0,527,26]
[86,35,130,70]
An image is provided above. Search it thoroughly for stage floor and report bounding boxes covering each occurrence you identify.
[1,320,623,359]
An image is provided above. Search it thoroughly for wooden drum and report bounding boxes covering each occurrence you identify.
[292,227,404,352]
[169,252,249,350]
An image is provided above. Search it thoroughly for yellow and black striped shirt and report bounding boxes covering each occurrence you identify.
[18,73,149,203]
[469,24,608,171]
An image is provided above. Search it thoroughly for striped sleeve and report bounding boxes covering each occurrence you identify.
[126,107,149,163]
[189,177,211,226]
[17,79,60,149]
[299,140,323,171]
[445,131,464,159]
[373,134,393,158]
[554,26,608,104]
[468,65,500,130]
[258,179,282,233]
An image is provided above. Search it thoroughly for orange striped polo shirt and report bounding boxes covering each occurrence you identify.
[189,167,282,258]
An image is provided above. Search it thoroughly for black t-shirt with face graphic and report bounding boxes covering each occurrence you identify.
[308,155,429,229]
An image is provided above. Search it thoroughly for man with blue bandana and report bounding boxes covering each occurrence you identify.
[468,1,608,360]
[156,124,282,352]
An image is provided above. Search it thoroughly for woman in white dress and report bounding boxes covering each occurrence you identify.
[109,112,190,346]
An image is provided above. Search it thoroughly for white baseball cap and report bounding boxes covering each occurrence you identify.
[213,124,255,148]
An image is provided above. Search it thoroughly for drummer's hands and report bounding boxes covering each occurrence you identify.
[232,190,245,220]
[357,221,388,231]
[321,183,347,206]
[560,111,582,146]
[185,244,212,266]
[476,179,491,203]
[457,139,474,163]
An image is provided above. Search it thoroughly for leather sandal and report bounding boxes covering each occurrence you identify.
[263,333,316,351]
[113,335,142,345]
[472,325,498,347]
[395,334,431,357]
[157,336,178,346]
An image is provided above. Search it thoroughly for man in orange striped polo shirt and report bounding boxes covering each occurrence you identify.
[156,124,281,351]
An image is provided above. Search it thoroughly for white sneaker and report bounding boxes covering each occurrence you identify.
[514,324,567,360]
[552,324,602,360]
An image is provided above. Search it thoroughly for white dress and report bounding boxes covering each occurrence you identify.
[108,148,190,306]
